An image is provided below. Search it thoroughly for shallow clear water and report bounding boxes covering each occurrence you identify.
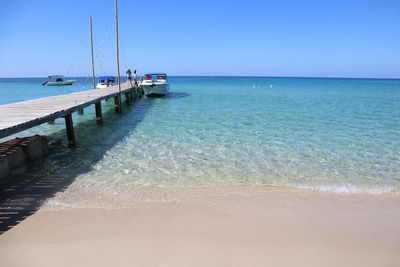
[1,77,400,207]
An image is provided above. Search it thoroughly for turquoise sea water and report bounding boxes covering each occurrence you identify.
[0,77,400,206]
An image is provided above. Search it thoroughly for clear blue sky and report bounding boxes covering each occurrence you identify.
[1,0,399,78]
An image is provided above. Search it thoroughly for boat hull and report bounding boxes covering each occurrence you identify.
[141,83,169,96]
[96,83,109,89]
[43,80,75,86]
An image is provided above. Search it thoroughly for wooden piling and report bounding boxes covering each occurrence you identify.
[78,108,84,115]
[95,101,102,124]
[125,92,130,105]
[64,114,76,147]
[128,81,134,102]
[114,95,121,113]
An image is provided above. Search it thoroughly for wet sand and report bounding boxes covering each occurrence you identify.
[0,187,399,267]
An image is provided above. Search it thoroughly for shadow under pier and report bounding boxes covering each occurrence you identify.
[0,98,152,234]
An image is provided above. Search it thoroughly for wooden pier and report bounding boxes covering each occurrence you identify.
[0,82,142,147]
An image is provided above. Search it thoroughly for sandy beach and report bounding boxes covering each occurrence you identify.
[0,186,399,267]
[1,0,400,266]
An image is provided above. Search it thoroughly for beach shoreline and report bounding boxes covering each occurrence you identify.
[1,186,399,267]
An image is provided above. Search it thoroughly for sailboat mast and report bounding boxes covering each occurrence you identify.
[115,0,121,95]
[90,16,96,89]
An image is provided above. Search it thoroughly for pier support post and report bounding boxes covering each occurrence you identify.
[131,91,134,102]
[78,108,84,115]
[95,101,102,124]
[134,84,138,98]
[64,114,76,147]
[114,95,121,113]
[125,92,130,105]
[129,82,135,102]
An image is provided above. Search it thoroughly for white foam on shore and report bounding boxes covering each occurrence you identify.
[291,184,399,195]
[41,182,400,211]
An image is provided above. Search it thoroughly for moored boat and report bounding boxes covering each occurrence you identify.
[42,75,76,86]
[96,76,115,89]
[140,73,169,96]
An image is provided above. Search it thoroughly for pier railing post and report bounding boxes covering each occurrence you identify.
[64,113,76,147]
[95,101,102,124]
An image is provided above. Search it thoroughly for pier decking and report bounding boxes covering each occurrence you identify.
[0,81,141,146]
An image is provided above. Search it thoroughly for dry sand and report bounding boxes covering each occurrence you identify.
[0,186,399,267]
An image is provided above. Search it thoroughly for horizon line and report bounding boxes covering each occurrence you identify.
[1,75,400,80]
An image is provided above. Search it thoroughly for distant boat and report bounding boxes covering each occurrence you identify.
[42,75,76,86]
[96,76,115,89]
[140,73,170,96]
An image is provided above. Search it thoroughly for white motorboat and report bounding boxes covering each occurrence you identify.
[42,75,76,86]
[140,73,170,96]
[96,76,115,89]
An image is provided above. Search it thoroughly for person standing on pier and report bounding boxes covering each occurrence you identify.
[126,69,132,81]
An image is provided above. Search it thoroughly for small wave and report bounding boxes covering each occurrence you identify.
[41,182,400,211]
[291,184,399,195]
